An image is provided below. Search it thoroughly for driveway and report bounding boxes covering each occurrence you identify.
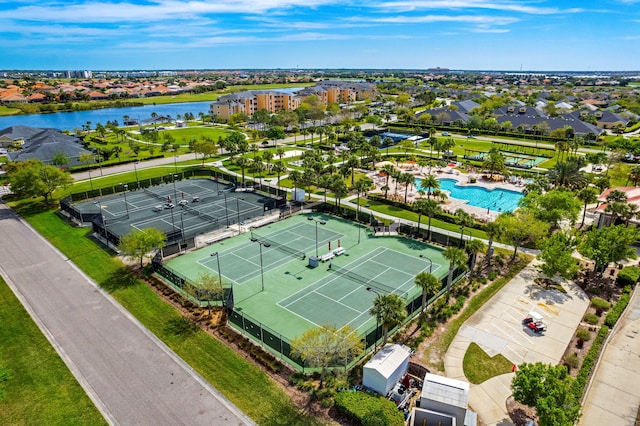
[0,199,253,425]
[444,261,590,425]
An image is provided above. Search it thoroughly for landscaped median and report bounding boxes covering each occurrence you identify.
[11,202,325,426]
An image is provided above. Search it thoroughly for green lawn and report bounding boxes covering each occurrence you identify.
[355,197,489,240]
[0,276,106,426]
[463,342,513,384]
[153,126,234,144]
[12,201,321,425]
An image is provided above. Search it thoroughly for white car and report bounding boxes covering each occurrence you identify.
[178,199,189,207]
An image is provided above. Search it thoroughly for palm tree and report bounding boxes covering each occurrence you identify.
[547,161,587,190]
[381,164,396,198]
[234,156,251,187]
[482,147,506,178]
[414,272,441,315]
[484,221,502,269]
[465,239,485,278]
[420,174,439,198]
[318,174,333,205]
[443,247,468,301]
[400,172,416,204]
[369,293,407,344]
[354,177,373,221]
[628,166,640,186]
[422,199,442,241]
[622,204,639,227]
[576,187,599,228]
[272,161,287,192]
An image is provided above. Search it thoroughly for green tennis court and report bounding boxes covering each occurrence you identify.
[162,213,450,345]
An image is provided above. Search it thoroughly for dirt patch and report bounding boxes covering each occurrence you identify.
[506,396,536,426]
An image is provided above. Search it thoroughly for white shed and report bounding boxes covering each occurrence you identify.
[362,344,411,395]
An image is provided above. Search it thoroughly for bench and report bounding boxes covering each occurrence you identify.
[332,247,346,256]
[205,232,232,245]
[319,252,335,262]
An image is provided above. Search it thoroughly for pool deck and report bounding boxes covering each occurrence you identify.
[370,161,526,222]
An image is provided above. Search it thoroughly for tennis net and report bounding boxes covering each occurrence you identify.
[331,265,400,296]
[143,187,169,203]
[250,231,306,259]
[183,205,219,224]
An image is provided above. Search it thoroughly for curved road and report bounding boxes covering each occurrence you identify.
[0,199,254,425]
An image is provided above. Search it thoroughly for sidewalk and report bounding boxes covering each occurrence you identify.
[579,287,640,425]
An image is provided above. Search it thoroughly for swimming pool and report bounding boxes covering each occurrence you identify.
[415,177,522,212]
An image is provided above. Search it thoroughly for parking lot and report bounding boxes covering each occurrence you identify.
[444,260,590,425]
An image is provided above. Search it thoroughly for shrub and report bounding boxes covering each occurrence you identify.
[488,271,499,281]
[591,297,611,315]
[334,391,404,426]
[565,353,580,369]
[583,313,600,325]
[573,325,609,398]
[576,328,591,342]
[616,266,640,287]
[604,291,631,327]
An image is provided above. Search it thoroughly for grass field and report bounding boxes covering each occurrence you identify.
[0,276,106,426]
[463,342,513,384]
[10,200,323,425]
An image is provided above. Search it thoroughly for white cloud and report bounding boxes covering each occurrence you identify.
[371,0,584,15]
[368,14,518,25]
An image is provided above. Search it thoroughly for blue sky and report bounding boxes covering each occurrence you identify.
[1,0,638,71]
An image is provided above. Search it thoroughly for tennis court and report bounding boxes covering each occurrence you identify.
[72,178,280,245]
[162,213,451,352]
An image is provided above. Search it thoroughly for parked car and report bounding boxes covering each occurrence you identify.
[178,199,189,207]
[164,203,175,209]
[442,132,451,136]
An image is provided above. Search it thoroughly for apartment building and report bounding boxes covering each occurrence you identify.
[209,81,376,120]
[210,90,301,120]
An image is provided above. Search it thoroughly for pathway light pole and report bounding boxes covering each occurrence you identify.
[367,287,381,351]
[120,183,129,217]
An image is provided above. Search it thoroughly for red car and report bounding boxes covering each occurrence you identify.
[527,321,547,333]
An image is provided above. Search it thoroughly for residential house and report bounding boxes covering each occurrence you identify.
[4,126,93,167]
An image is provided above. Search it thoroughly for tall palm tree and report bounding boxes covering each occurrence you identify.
[414,272,441,315]
[576,187,599,228]
[381,164,396,199]
[420,174,439,199]
[422,199,442,241]
[482,147,506,178]
[465,239,486,278]
[234,156,250,187]
[484,221,502,268]
[369,293,407,344]
[354,177,373,221]
[622,204,639,227]
[272,161,287,192]
[400,172,416,204]
[443,247,468,301]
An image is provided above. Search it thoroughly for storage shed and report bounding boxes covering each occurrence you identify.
[362,344,411,395]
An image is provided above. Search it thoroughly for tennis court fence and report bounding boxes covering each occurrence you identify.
[153,261,467,372]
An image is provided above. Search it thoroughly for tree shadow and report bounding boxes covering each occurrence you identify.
[164,317,198,338]
[101,267,139,292]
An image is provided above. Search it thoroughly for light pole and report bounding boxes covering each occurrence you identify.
[236,197,241,232]
[366,287,381,351]
[210,252,228,307]
[171,174,179,204]
[459,226,465,248]
[133,162,139,185]
[88,169,94,193]
[102,215,110,249]
[311,217,326,257]
[250,238,271,292]
[221,191,230,226]
[419,254,434,273]
[180,211,186,250]
[120,183,129,217]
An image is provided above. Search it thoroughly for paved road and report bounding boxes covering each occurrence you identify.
[579,287,640,425]
[0,199,254,426]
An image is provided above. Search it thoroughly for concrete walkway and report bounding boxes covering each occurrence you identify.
[443,261,590,425]
[579,287,640,425]
[0,198,254,425]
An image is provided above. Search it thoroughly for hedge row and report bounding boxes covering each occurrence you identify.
[334,391,405,426]
[573,325,609,398]
[616,266,640,288]
[604,290,632,328]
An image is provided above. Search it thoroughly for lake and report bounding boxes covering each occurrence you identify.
[0,87,307,132]
[0,101,214,132]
